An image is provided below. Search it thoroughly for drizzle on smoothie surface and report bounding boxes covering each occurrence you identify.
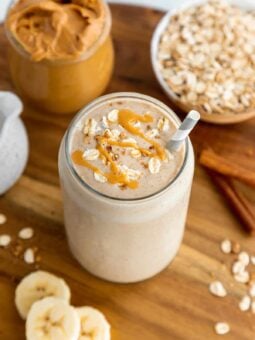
[71,109,172,189]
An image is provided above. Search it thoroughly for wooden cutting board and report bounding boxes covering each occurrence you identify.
[0,4,255,340]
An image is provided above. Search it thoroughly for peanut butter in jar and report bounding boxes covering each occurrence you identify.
[5,0,114,114]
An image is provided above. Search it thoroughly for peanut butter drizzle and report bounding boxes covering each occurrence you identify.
[72,150,138,189]
[100,138,152,157]
[72,150,100,173]
[97,143,119,173]
[118,109,166,160]
[72,109,167,189]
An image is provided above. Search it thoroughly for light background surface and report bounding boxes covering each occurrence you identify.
[0,0,189,22]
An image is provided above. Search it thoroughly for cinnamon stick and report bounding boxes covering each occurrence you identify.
[208,171,255,235]
[200,149,255,188]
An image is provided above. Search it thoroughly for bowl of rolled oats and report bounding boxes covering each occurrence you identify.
[151,0,255,124]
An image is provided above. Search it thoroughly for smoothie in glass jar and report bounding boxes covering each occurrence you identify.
[59,92,194,283]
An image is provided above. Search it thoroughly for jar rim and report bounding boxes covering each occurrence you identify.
[4,0,112,64]
[64,92,190,203]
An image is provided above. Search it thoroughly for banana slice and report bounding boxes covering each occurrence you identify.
[26,297,80,340]
[15,270,71,319]
[76,306,111,340]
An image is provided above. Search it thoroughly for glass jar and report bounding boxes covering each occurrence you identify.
[5,1,114,114]
[58,92,194,283]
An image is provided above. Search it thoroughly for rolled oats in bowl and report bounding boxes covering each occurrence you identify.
[156,0,255,116]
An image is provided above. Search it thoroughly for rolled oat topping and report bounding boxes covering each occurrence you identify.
[72,108,175,190]
[158,0,255,115]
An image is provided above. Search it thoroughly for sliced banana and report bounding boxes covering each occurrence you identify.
[15,270,71,319]
[26,297,80,340]
[76,306,111,340]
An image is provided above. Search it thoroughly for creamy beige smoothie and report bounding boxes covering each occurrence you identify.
[59,92,194,283]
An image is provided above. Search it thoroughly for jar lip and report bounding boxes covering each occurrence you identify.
[64,92,190,203]
[4,0,112,64]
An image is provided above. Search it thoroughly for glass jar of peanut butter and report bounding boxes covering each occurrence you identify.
[5,0,114,114]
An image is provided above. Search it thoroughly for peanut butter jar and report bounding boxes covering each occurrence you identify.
[5,0,114,114]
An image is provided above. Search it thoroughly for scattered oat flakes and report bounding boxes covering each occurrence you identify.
[148,158,161,174]
[94,172,107,183]
[130,149,141,159]
[232,261,245,275]
[18,227,34,240]
[234,271,250,284]
[162,119,169,132]
[0,234,11,247]
[125,168,141,181]
[209,281,227,297]
[238,251,250,266]
[133,121,141,128]
[220,239,232,254]
[214,322,230,335]
[207,239,255,334]
[107,109,119,123]
[146,129,159,139]
[24,248,35,264]
[0,214,7,225]
[110,129,121,140]
[119,165,141,181]
[83,149,100,161]
[122,138,137,145]
[83,118,98,136]
[157,117,169,132]
[102,116,109,129]
[239,295,251,312]
[103,129,114,139]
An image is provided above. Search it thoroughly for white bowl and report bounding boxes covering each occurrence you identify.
[151,0,255,124]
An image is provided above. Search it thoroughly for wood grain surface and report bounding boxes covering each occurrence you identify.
[0,4,255,340]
